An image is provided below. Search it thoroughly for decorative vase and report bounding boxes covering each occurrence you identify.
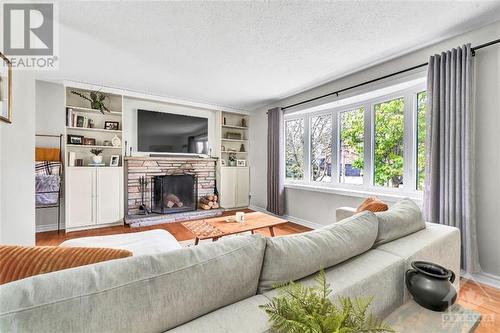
[111,135,121,147]
[405,261,457,312]
[92,155,103,164]
[229,160,236,167]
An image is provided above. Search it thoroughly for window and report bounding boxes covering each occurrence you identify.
[310,114,332,182]
[416,91,427,190]
[285,118,304,180]
[374,98,405,188]
[339,108,364,184]
[283,78,426,195]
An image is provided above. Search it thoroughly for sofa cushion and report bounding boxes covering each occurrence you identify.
[167,295,271,333]
[376,222,460,301]
[262,249,405,319]
[258,211,378,292]
[374,198,425,245]
[0,234,266,333]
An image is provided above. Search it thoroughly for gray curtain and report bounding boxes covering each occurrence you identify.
[267,107,285,215]
[423,44,480,273]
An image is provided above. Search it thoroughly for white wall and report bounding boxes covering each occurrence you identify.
[0,71,37,245]
[35,80,66,231]
[123,97,218,157]
[250,20,500,278]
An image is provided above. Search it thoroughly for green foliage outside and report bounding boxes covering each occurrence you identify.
[260,270,394,333]
[416,92,427,190]
[340,108,365,172]
[285,119,304,180]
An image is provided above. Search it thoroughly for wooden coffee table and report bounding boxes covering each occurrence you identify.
[182,212,288,245]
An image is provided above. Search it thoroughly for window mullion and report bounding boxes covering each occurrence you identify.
[332,112,339,186]
[364,103,373,187]
[304,116,311,183]
[403,93,415,190]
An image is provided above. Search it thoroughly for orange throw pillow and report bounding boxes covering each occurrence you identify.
[0,245,132,285]
[356,197,389,213]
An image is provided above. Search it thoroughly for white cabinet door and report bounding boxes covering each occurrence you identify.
[220,168,236,208]
[66,168,95,228]
[235,167,249,207]
[96,167,123,225]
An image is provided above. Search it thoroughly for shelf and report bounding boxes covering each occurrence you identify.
[221,151,247,154]
[222,125,248,130]
[221,138,248,142]
[66,126,122,134]
[67,144,122,149]
[66,105,122,115]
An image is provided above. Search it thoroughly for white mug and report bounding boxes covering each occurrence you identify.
[235,211,245,223]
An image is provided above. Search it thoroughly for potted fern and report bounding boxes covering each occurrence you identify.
[260,270,394,333]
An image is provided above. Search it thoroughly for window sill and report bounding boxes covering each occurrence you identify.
[284,182,423,203]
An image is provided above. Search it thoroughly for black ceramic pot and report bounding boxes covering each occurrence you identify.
[405,261,457,312]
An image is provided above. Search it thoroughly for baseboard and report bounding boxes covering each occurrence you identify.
[36,224,61,233]
[248,205,322,229]
[467,271,500,290]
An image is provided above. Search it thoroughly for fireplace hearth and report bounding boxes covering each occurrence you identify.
[151,174,198,214]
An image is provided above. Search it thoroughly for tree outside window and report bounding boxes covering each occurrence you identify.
[339,107,364,184]
[374,98,405,188]
[417,91,427,190]
[310,114,332,182]
[285,118,304,180]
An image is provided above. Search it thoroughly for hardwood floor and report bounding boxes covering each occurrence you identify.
[36,209,310,246]
[36,211,499,331]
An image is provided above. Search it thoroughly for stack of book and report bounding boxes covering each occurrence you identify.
[66,108,94,128]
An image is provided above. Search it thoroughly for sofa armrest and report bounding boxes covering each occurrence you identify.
[336,207,357,222]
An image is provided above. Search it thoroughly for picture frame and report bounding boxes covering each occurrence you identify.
[83,137,96,145]
[67,134,84,145]
[0,52,12,124]
[104,121,119,131]
[236,159,246,167]
[220,159,227,166]
[109,155,120,167]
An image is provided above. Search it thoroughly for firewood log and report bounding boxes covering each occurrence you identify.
[207,195,214,201]
[177,202,184,207]
[166,194,181,205]
[199,203,211,210]
[213,195,218,202]
[166,201,175,208]
[199,197,213,206]
[212,202,219,209]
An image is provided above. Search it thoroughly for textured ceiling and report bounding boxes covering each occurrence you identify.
[40,1,500,110]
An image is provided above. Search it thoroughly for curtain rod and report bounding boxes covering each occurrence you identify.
[282,38,500,110]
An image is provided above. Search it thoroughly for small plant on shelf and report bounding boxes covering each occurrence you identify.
[228,152,237,166]
[71,90,110,114]
[90,148,103,164]
[260,270,394,333]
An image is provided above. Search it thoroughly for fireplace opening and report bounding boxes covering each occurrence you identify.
[151,174,198,214]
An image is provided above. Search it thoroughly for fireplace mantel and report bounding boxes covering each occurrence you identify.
[125,156,218,161]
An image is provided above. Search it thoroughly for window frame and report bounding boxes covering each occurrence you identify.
[283,81,426,199]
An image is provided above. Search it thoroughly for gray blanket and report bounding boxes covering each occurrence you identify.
[35,175,60,206]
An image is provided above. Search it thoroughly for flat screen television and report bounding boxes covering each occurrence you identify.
[137,109,208,154]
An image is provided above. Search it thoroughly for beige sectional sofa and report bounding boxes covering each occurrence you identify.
[0,199,460,333]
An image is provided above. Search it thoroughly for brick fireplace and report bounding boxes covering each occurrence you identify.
[125,156,217,216]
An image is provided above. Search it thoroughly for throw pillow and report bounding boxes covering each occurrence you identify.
[356,197,388,213]
[374,198,425,246]
[0,245,132,285]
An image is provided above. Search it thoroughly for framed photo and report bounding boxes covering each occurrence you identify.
[0,52,12,124]
[109,155,120,167]
[104,121,119,131]
[67,134,84,145]
[83,137,96,145]
[236,159,246,167]
[220,159,227,166]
